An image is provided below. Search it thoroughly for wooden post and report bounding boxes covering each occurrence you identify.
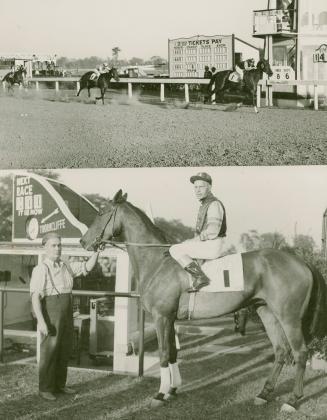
[160,83,165,102]
[36,81,39,91]
[128,82,132,98]
[211,82,216,104]
[256,83,261,108]
[0,290,4,363]
[265,84,269,107]
[184,83,189,103]
[314,84,319,111]
[76,81,80,93]
[269,84,273,107]
[55,81,59,92]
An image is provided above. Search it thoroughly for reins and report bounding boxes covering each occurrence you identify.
[91,205,175,251]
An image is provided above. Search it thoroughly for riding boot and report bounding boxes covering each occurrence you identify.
[184,261,210,292]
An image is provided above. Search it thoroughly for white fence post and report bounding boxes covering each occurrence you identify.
[256,83,261,108]
[2,82,5,92]
[314,84,319,111]
[55,81,59,92]
[184,83,189,103]
[128,82,132,99]
[269,84,273,107]
[76,81,80,94]
[160,83,165,102]
[36,81,39,91]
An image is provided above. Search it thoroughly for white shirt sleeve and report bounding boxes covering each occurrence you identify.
[30,265,47,298]
[200,201,224,240]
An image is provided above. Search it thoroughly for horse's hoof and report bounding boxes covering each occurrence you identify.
[164,388,178,401]
[151,393,168,408]
[281,403,296,413]
[254,396,268,406]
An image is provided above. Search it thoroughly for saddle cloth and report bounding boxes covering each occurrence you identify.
[228,71,242,83]
[198,253,244,292]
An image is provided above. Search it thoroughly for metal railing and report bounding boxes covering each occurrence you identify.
[20,76,210,103]
[0,287,145,376]
[257,79,327,110]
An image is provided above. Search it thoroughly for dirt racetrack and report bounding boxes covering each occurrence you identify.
[1,90,327,169]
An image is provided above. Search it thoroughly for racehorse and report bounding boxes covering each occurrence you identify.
[80,190,327,413]
[2,66,27,92]
[76,68,120,104]
[208,59,273,113]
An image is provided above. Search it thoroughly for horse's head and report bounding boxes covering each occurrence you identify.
[257,59,273,77]
[80,190,127,251]
[110,67,120,82]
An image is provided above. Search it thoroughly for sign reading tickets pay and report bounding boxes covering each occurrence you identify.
[13,172,98,244]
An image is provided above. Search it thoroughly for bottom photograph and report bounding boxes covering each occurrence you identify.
[1,165,327,420]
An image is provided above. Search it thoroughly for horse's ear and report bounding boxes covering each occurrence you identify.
[113,189,123,203]
[122,193,128,201]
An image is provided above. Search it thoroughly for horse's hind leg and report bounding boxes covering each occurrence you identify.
[167,321,182,400]
[278,320,308,412]
[254,305,289,405]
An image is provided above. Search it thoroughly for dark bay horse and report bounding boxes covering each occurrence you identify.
[77,68,120,104]
[80,190,327,412]
[209,59,273,113]
[2,66,27,92]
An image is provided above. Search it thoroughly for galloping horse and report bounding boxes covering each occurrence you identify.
[209,59,273,112]
[81,190,327,413]
[2,66,27,92]
[77,68,120,104]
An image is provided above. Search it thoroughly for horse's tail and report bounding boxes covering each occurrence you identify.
[302,264,327,344]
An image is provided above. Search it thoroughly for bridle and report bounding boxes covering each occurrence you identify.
[90,204,173,251]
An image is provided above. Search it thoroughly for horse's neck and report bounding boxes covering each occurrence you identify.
[121,205,167,285]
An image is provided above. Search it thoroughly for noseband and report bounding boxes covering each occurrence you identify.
[91,206,119,250]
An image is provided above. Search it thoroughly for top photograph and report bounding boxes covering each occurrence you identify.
[1,0,326,169]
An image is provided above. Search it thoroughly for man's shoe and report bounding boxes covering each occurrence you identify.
[184,261,210,292]
[39,391,57,401]
[57,387,76,395]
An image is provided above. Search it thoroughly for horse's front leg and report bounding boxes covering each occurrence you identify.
[152,312,176,406]
[167,321,182,400]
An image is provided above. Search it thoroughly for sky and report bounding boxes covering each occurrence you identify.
[2,166,327,250]
[0,0,266,60]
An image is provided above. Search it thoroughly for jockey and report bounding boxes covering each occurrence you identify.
[230,58,255,84]
[169,172,227,292]
[90,63,110,81]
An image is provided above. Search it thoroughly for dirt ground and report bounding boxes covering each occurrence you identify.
[1,318,327,420]
[0,89,327,169]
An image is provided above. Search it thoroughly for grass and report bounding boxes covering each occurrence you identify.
[1,319,327,419]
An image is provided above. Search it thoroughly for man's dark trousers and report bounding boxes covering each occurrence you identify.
[39,293,73,392]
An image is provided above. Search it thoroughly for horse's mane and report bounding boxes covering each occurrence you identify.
[124,201,170,244]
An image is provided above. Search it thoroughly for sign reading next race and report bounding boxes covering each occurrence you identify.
[13,173,97,243]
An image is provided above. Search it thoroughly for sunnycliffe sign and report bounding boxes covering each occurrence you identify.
[13,173,98,243]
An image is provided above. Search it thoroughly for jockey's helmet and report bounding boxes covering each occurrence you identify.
[190,172,212,185]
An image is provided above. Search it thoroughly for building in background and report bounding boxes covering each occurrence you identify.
[168,34,260,78]
[253,0,327,100]
[0,53,57,78]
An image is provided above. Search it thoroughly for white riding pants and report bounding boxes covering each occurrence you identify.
[169,237,225,268]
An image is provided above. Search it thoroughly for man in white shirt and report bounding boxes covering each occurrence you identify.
[169,172,227,292]
[30,232,101,401]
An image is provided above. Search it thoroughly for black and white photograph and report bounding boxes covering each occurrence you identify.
[1,1,327,419]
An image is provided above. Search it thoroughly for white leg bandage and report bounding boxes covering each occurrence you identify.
[169,362,182,388]
[159,367,171,394]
